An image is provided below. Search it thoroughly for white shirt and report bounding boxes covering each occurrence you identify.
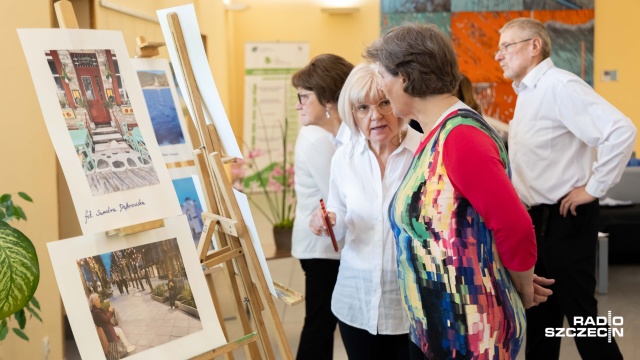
[292,125,342,259]
[509,58,636,206]
[327,128,420,335]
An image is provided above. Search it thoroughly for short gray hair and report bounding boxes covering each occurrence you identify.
[338,63,398,138]
[500,18,551,59]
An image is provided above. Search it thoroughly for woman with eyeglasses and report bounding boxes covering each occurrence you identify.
[308,62,420,360]
[290,53,353,360]
[365,23,551,359]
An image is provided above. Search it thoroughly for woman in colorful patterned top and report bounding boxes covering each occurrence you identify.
[309,63,421,359]
[365,23,549,359]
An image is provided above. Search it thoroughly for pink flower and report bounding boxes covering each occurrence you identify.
[272,166,283,176]
[247,149,264,159]
[286,165,295,177]
[267,178,284,192]
[231,164,247,178]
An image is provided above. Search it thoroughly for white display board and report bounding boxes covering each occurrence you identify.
[157,4,242,158]
[17,29,181,234]
[48,215,226,360]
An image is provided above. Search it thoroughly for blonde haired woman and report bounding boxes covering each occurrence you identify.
[309,62,420,359]
[88,293,135,358]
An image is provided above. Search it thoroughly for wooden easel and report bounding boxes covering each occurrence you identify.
[54,1,302,359]
[165,11,305,359]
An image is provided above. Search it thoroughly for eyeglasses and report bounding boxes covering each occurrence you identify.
[494,38,533,56]
[353,99,393,119]
[297,91,314,105]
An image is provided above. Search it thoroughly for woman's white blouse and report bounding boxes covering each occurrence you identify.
[327,129,420,335]
[292,125,343,259]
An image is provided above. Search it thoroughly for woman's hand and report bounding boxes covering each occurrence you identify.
[532,274,554,305]
[308,207,335,236]
[507,268,536,309]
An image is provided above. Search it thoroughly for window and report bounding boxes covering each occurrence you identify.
[82,77,95,100]
[47,58,64,91]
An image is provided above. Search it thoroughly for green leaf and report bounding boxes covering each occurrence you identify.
[15,206,26,221]
[25,305,42,322]
[12,328,29,341]
[0,221,40,320]
[5,204,14,218]
[242,162,278,189]
[0,208,5,220]
[30,297,40,311]
[17,193,32,202]
[0,321,8,341]
[0,194,11,204]
[14,309,26,329]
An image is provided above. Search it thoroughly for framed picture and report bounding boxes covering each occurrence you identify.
[130,58,195,164]
[47,216,226,360]
[18,29,181,234]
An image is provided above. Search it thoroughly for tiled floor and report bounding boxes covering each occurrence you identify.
[66,261,639,359]
[224,259,639,360]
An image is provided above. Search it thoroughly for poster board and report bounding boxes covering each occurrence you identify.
[48,215,226,360]
[17,29,181,234]
[157,4,242,158]
[130,58,195,165]
[242,42,308,176]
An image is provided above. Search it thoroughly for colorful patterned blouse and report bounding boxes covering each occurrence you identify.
[389,108,535,359]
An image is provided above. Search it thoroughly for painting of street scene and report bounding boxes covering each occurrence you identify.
[47,49,160,196]
[77,238,202,357]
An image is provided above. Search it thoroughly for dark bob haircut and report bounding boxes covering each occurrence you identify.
[291,54,354,106]
[365,23,460,98]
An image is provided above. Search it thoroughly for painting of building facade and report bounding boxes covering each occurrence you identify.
[48,49,160,196]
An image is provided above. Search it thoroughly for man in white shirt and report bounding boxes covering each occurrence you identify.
[496,18,636,359]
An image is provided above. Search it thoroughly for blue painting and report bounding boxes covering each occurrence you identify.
[172,176,204,246]
[173,177,200,207]
[137,70,185,146]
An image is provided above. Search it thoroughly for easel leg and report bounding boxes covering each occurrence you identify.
[205,271,234,360]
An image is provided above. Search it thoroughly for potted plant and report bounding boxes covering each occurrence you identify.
[176,286,198,318]
[231,118,295,252]
[0,192,41,341]
[150,284,168,303]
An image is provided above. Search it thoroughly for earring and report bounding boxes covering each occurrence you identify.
[325,109,330,119]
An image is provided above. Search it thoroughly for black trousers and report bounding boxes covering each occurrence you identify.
[338,320,409,360]
[525,200,622,360]
[296,258,340,360]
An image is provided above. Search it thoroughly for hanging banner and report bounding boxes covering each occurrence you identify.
[242,42,309,180]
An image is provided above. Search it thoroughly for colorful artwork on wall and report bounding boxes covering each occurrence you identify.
[380,0,594,122]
